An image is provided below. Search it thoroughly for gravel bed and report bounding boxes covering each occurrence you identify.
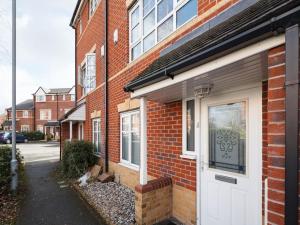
[81,182,135,225]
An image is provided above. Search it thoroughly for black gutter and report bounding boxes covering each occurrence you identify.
[124,2,300,92]
[70,0,81,28]
[285,24,299,225]
[104,0,109,173]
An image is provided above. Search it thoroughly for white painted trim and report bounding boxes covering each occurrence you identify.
[120,110,141,168]
[140,97,147,185]
[264,178,268,225]
[118,162,140,171]
[72,0,86,28]
[131,35,285,99]
[182,97,197,156]
[69,121,73,141]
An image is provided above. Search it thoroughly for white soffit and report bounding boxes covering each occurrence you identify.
[131,35,285,102]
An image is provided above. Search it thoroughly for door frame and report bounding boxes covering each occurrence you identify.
[196,83,262,225]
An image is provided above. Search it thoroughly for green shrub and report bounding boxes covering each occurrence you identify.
[21,131,44,141]
[62,140,97,178]
[0,146,22,190]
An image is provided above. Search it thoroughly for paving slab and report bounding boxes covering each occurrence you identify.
[16,143,104,225]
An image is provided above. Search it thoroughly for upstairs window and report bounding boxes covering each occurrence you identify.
[79,53,96,96]
[36,95,46,102]
[90,0,99,17]
[129,0,197,61]
[23,110,29,118]
[40,109,51,121]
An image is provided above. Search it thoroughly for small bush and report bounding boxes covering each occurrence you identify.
[21,131,44,141]
[62,140,97,178]
[0,146,22,191]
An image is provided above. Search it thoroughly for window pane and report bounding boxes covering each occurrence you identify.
[143,9,155,36]
[208,102,246,174]
[131,6,140,28]
[122,116,130,131]
[157,16,173,41]
[176,0,197,27]
[143,31,155,52]
[131,113,140,165]
[131,24,140,43]
[143,0,155,15]
[122,132,129,161]
[157,0,173,22]
[186,100,195,152]
[132,42,141,60]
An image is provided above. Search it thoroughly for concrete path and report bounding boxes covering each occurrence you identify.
[16,143,104,225]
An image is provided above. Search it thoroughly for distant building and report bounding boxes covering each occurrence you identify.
[33,87,75,139]
[5,99,34,132]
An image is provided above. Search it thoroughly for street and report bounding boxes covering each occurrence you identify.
[15,142,103,225]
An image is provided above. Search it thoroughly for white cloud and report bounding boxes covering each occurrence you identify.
[0,0,77,112]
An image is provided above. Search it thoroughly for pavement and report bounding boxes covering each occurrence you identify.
[15,142,104,225]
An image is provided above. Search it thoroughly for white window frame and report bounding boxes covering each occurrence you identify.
[23,110,29,118]
[120,110,140,169]
[52,95,55,101]
[78,122,84,140]
[79,53,96,96]
[129,0,197,61]
[182,97,198,158]
[62,95,66,101]
[71,94,75,101]
[40,109,51,120]
[89,0,99,17]
[21,125,30,132]
[36,95,46,102]
[92,118,101,155]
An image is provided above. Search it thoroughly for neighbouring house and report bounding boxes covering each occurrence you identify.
[4,99,34,132]
[33,87,75,139]
[61,0,300,225]
[0,113,6,130]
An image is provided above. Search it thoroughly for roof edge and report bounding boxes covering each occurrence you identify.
[70,0,85,28]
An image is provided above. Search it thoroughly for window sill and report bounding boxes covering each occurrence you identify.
[119,162,139,171]
[180,154,197,160]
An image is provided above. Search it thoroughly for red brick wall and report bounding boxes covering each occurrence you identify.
[267,45,286,225]
[34,95,75,129]
[74,0,242,192]
[147,101,196,191]
[7,110,34,132]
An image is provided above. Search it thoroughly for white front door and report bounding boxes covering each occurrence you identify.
[200,87,262,225]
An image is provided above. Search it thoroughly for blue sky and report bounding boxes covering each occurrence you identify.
[0,0,77,113]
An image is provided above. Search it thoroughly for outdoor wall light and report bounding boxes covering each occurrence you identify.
[194,84,213,98]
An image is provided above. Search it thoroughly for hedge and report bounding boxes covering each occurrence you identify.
[21,131,44,141]
[0,146,22,191]
[62,140,98,178]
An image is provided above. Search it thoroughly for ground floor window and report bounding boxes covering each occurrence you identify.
[78,123,84,140]
[37,125,44,133]
[92,118,101,155]
[21,125,30,132]
[120,110,140,167]
[182,98,196,156]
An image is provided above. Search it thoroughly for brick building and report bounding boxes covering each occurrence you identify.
[33,87,75,139]
[62,0,300,224]
[4,99,34,132]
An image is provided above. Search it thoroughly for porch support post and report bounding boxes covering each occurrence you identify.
[285,24,299,225]
[69,121,73,141]
[140,97,147,185]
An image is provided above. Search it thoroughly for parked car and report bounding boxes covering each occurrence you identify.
[0,132,28,144]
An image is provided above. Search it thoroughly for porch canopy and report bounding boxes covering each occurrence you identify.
[61,103,86,141]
